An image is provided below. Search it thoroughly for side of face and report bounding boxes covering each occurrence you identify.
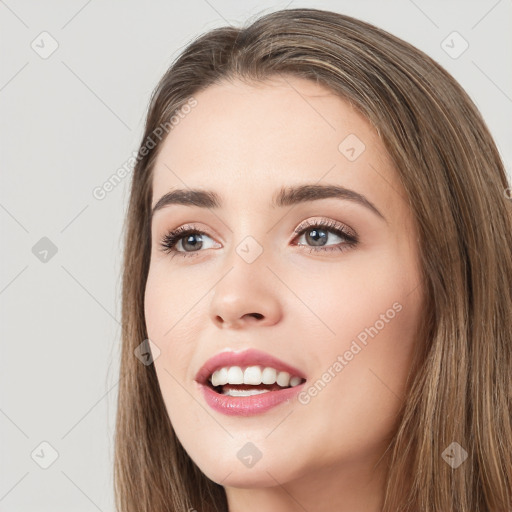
[143,75,424,488]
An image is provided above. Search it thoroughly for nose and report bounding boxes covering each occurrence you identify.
[209,263,282,330]
[215,311,265,329]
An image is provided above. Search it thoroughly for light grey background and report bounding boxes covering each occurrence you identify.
[1,1,511,510]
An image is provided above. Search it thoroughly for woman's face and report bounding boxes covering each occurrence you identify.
[144,75,424,508]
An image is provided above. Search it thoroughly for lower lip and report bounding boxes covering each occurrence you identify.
[199,382,306,416]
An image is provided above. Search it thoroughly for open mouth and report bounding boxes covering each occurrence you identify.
[196,348,308,399]
[205,379,306,396]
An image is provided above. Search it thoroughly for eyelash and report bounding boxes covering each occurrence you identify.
[158,219,359,259]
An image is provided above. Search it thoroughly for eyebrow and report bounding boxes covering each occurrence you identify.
[150,184,386,223]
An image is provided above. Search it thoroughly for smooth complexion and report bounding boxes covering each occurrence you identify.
[144,75,424,512]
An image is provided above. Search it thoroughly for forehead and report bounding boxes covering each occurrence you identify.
[151,75,404,217]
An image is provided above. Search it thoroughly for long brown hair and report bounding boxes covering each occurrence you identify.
[114,8,512,512]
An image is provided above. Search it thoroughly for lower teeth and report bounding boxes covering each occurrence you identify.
[222,388,273,397]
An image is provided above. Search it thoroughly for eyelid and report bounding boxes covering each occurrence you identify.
[159,217,358,258]
[160,223,217,248]
[292,217,357,240]
[161,218,354,243]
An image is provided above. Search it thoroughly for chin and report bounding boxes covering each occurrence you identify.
[207,467,282,489]
[198,453,303,489]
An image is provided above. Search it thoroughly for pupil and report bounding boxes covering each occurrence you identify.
[306,228,327,246]
[183,234,202,251]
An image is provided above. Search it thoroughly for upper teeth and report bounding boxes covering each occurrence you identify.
[209,366,304,388]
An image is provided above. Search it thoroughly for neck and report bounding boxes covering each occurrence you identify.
[224,449,390,512]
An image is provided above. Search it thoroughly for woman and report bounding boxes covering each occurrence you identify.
[114,8,512,512]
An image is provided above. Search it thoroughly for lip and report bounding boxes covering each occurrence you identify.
[194,348,307,385]
[199,380,306,416]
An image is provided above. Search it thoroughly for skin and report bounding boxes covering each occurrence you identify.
[144,75,424,512]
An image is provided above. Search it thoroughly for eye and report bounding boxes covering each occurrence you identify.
[292,218,358,254]
[159,224,219,258]
[159,218,359,259]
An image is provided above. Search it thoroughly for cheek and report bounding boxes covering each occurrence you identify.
[144,266,203,414]
[287,248,420,346]
[144,266,167,339]
[144,272,185,406]
[293,249,422,419]
[143,263,201,342]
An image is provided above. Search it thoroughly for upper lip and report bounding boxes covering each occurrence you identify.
[195,348,307,385]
